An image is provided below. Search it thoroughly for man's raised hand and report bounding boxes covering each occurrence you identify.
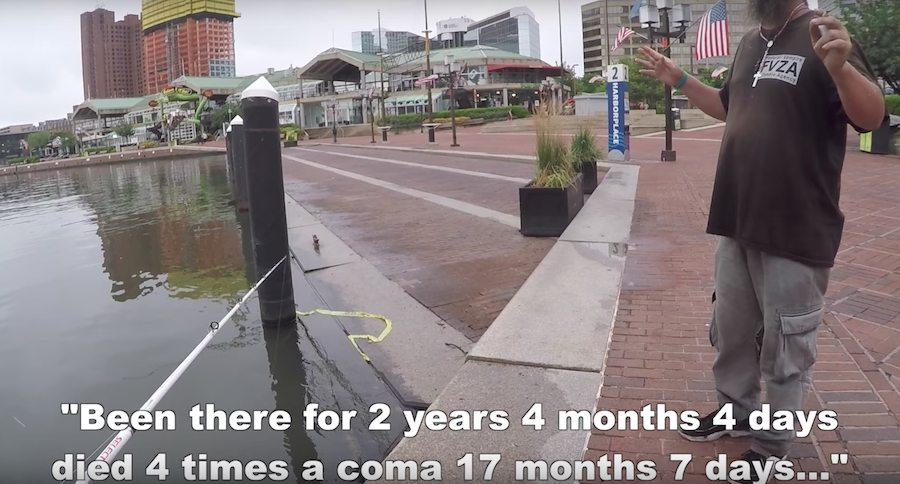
[636,46,684,86]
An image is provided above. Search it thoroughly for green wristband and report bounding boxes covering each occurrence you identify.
[674,71,689,89]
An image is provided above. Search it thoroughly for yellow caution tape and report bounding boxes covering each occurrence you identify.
[296,309,392,363]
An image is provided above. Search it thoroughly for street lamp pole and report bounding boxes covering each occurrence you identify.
[446,56,459,147]
[640,1,690,162]
[330,100,337,144]
[661,7,675,162]
[557,0,565,107]
[368,95,376,143]
[424,0,433,123]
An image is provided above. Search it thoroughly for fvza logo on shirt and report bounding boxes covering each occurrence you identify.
[757,54,806,86]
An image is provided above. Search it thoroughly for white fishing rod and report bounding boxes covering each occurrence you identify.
[75,255,288,484]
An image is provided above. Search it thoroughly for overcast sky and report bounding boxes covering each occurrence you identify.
[0,0,586,128]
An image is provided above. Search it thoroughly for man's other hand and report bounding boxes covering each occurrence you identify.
[810,13,852,75]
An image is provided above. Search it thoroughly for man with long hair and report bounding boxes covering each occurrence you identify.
[637,1,885,483]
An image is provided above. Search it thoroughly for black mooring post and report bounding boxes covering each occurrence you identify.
[225,126,234,187]
[230,116,249,211]
[240,77,296,326]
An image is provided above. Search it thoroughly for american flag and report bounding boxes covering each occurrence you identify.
[613,26,636,52]
[696,0,730,60]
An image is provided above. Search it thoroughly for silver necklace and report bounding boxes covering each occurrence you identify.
[752,3,807,88]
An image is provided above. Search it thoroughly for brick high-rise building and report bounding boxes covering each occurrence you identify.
[141,0,240,95]
[80,9,143,99]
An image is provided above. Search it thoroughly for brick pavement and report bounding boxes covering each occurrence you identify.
[319,122,900,482]
[280,146,560,340]
[580,131,900,483]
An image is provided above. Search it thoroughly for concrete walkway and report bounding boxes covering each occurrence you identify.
[374,162,639,482]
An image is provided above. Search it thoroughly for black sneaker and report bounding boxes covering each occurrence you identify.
[678,408,752,442]
[727,450,786,484]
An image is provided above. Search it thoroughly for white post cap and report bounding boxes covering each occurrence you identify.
[241,76,278,101]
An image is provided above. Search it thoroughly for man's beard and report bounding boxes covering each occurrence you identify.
[749,0,798,24]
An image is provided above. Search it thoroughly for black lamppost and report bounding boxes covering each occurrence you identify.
[329,99,337,143]
[445,55,460,147]
[640,1,691,162]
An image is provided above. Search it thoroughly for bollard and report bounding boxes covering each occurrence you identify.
[240,77,296,326]
[225,125,234,187]
[428,126,435,143]
[382,129,389,142]
[230,116,249,211]
[235,210,257,286]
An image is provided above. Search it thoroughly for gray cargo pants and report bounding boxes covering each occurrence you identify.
[710,237,830,457]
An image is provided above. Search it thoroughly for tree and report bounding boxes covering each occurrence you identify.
[845,0,900,92]
[617,57,665,109]
[26,131,52,154]
[697,68,726,89]
[114,124,135,138]
[51,131,76,152]
[207,103,241,132]
[575,75,606,94]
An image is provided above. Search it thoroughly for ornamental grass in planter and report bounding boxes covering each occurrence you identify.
[519,110,584,237]
[570,126,602,194]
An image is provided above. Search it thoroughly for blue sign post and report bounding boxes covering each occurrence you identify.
[607,64,630,161]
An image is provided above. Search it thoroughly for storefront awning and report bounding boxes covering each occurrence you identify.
[486,63,555,72]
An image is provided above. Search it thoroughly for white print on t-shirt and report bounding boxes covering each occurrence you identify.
[756,54,806,86]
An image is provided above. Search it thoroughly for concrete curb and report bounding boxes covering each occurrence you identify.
[0,147,222,178]
[374,160,640,477]
[283,194,471,409]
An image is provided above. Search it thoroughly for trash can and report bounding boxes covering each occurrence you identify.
[860,115,894,155]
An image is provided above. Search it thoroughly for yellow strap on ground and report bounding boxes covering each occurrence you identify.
[296,309,392,363]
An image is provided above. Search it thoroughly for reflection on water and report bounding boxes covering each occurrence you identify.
[0,158,403,483]
[85,161,246,302]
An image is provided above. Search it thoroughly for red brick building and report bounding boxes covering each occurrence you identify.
[141,0,240,95]
[80,9,144,99]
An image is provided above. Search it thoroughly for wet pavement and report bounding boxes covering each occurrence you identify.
[280,144,587,341]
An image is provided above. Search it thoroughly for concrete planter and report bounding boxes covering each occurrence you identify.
[283,140,298,148]
[519,173,585,237]
[580,160,599,194]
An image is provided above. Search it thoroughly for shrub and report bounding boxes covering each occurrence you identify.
[280,124,305,141]
[138,140,160,149]
[533,108,574,189]
[570,126,602,169]
[7,156,40,165]
[886,95,900,116]
[376,106,530,129]
[82,146,116,156]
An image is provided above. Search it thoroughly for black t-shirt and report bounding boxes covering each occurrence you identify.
[707,11,880,268]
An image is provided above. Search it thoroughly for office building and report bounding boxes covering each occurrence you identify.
[436,17,475,49]
[464,7,541,59]
[581,0,753,77]
[80,9,143,99]
[141,0,240,94]
[352,28,425,55]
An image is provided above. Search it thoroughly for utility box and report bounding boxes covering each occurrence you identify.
[860,116,894,155]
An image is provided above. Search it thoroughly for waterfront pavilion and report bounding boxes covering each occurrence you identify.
[295,45,563,128]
